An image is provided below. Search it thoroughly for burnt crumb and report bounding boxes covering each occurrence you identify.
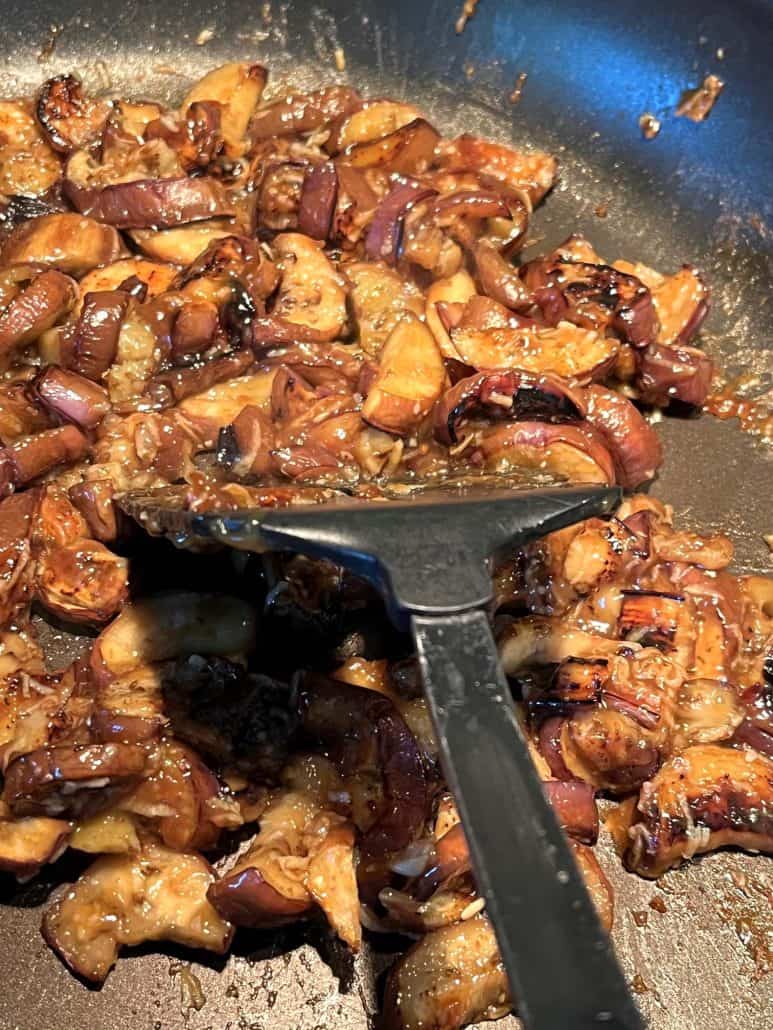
[675,74,724,122]
[638,113,661,140]
[509,72,528,105]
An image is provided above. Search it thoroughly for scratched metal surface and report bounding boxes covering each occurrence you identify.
[0,1,772,1028]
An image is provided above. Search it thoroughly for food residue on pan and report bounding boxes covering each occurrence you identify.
[455,0,480,35]
[509,71,528,105]
[705,375,773,440]
[676,74,724,121]
[195,28,215,46]
[638,112,661,140]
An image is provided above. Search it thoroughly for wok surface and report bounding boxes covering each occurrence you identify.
[0,1,771,1028]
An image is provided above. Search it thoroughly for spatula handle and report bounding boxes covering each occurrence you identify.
[412,609,643,1030]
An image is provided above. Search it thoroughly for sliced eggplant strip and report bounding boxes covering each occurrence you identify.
[581,384,663,488]
[130,218,237,264]
[65,173,234,230]
[326,99,421,153]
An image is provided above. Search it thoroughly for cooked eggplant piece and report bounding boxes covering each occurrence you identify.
[34,539,129,625]
[625,744,773,877]
[0,268,77,365]
[299,677,431,856]
[90,592,257,684]
[636,342,714,408]
[297,161,338,241]
[0,100,62,197]
[31,366,111,430]
[130,218,236,264]
[0,808,70,879]
[182,62,266,156]
[581,384,663,488]
[42,842,234,981]
[67,479,118,543]
[91,664,168,743]
[523,258,659,348]
[672,679,744,750]
[382,914,510,1030]
[362,313,445,436]
[249,85,361,139]
[437,134,557,205]
[3,742,148,819]
[434,370,585,446]
[616,261,709,346]
[120,740,224,851]
[0,382,53,443]
[176,369,277,446]
[70,809,140,855]
[617,590,694,668]
[64,141,234,230]
[344,118,440,176]
[424,269,478,357]
[559,708,660,794]
[346,260,424,356]
[1,425,90,490]
[272,232,347,341]
[365,178,437,265]
[0,212,127,275]
[208,781,360,949]
[477,421,616,484]
[217,404,276,477]
[327,100,421,153]
[36,75,110,154]
[450,322,618,381]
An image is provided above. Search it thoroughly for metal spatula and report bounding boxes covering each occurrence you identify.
[121,484,643,1030]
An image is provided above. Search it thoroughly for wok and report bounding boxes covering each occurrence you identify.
[0,1,771,1028]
